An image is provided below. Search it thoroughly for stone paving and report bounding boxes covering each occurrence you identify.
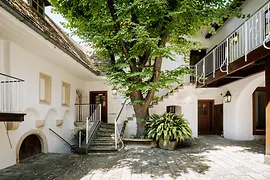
[0,135,270,180]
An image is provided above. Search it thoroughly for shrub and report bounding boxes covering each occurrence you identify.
[146,113,193,144]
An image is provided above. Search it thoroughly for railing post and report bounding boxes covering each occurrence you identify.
[115,121,117,149]
[99,104,101,121]
[86,117,89,144]
[245,21,248,62]
[79,131,82,148]
[203,58,206,85]
[213,49,216,78]
[226,38,229,74]
[195,64,198,85]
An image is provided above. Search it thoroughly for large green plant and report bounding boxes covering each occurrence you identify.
[146,113,193,144]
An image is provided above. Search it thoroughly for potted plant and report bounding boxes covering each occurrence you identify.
[146,113,193,150]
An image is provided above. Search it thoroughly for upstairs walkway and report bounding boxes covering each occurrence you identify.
[0,136,269,180]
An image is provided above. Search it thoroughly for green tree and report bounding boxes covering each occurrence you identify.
[50,0,243,136]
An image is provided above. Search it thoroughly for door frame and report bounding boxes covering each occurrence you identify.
[214,104,223,135]
[198,100,215,134]
[89,91,108,123]
[252,87,266,135]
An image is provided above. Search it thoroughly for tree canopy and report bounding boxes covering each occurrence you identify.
[50,0,243,135]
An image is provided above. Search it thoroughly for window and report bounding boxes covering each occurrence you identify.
[62,82,70,107]
[166,106,176,114]
[30,0,45,16]
[39,73,51,104]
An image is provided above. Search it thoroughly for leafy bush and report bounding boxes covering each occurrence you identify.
[146,113,193,144]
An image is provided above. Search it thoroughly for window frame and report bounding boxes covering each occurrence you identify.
[30,0,45,16]
[39,73,52,105]
[62,81,70,107]
[252,87,266,135]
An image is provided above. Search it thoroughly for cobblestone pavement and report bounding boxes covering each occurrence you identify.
[0,135,270,180]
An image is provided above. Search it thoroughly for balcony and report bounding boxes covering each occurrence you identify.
[0,72,25,122]
[195,1,270,87]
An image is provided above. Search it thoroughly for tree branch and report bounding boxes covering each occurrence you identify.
[107,0,128,56]
[144,31,168,107]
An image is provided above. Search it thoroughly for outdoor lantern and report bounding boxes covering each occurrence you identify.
[112,86,117,96]
[224,91,232,103]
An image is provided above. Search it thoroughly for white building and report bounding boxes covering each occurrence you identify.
[0,0,270,170]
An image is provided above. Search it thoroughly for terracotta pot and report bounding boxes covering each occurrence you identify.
[158,139,178,150]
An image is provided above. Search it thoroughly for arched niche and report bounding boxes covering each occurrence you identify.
[16,130,48,163]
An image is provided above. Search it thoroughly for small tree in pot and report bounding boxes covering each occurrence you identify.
[146,113,193,150]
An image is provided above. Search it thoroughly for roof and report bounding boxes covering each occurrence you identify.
[0,0,102,75]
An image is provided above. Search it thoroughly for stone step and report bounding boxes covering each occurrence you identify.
[100,123,114,127]
[91,142,115,146]
[99,127,115,133]
[88,146,117,152]
[95,137,115,141]
[97,132,115,137]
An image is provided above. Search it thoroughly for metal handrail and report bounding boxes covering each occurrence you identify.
[0,72,25,82]
[49,128,78,153]
[114,99,128,150]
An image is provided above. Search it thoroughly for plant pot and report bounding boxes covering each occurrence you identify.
[158,139,178,150]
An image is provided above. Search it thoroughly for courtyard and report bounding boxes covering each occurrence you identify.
[0,135,269,180]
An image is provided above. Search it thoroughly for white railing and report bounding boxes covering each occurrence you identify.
[77,104,101,147]
[86,104,101,144]
[195,1,270,84]
[74,103,100,122]
[0,72,24,113]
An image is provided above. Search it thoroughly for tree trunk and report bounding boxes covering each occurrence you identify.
[134,104,149,137]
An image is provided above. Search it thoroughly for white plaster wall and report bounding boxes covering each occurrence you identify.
[148,85,223,138]
[84,80,127,124]
[221,72,265,140]
[0,41,88,169]
[207,0,268,51]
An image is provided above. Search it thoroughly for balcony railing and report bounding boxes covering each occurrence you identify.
[74,103,101,122]
[195,1,270,85]
[0,72,24,113]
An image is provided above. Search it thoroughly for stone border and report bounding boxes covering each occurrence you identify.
[16,129,48,163]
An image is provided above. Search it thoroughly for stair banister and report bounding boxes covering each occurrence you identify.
[114,99,128,149]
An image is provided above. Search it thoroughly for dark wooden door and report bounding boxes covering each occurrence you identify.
[90,91,108,123]
[214,104,223,135]
[19,135,41,162]
[198,100,214,134]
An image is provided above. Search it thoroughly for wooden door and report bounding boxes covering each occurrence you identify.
[214,104,223,135]
[19,135,41,162]
[90,91,108,123]
[198,100,214,134]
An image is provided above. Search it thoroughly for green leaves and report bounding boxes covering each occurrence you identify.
[145,113,193,145]
[50,0,241,110]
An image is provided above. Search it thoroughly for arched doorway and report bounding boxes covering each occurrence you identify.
[19,134,42,161]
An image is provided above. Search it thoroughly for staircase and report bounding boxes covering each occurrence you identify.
[88,123,117,153]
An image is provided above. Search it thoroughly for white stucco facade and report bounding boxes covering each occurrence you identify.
[0,0,268,170]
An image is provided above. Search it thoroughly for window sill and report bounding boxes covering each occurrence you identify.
[40,100,51,105]
[62,104,70,107]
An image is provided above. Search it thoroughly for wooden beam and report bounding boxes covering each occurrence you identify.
[265,59,270,164]
[225,76,244,79]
